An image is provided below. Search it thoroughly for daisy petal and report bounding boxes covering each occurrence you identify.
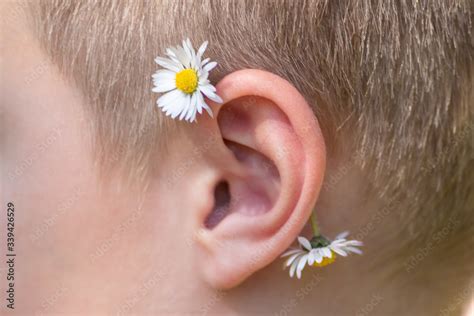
[182,39,194,66]
[198,70,209,83]
[335,231,350,240]
[197,91,213,117]
[203,61,217,72]
[281,249,302,257]
[313,250,323,263]
[157,89,181,108]
[344,246,363,255]
[178,95,190,120]
[186,93,198,121]
[210,93,223,103]
[345,240,364,247]
[297,237,312,251]
[202,101,214,117]
[289,257,300,278]
[165,49,181,64]
[170,47,189,67]
[152,78,176,93]
[201,58,210,66]
[285,253,302,267]
[181,94,193,120]
[186,38,194,55]
[330,245,348,257]
[152,69,175,81]
[200,85,223,103]
[161,93,187,118]
[195,93,204,114]
[321,247,332,258]
[197,41,208,60]
[154,57,181,72]
[307,252,315,265]
[296,255,308,279]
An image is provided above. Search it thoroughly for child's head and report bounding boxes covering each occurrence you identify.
[3,1,473,314]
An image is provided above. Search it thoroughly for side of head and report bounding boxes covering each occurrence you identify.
[2,1,473,315]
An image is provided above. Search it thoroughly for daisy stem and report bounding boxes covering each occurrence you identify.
[310,212,320,237]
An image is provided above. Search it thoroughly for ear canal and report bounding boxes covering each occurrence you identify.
[205,180,231,229]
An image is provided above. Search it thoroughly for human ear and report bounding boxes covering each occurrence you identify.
[189,69,326,289]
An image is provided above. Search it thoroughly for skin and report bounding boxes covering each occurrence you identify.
[1,2,472,315]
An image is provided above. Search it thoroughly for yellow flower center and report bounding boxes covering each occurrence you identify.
[175,69,198,94]
[313,252,336,267]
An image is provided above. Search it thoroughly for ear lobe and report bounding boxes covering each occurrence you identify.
[196,69,326,289]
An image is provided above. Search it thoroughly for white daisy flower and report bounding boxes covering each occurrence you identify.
[281,232,363,279]
[152,38,223,122]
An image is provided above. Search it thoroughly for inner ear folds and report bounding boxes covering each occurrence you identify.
[203,98,282,230]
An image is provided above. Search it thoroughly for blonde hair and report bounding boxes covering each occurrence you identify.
[27,0,473,277]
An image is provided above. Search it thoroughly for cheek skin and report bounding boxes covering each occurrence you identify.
[1,10,187,313]
[0,21,156,312]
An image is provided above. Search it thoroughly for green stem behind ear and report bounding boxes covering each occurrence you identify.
[310,211,320,237]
